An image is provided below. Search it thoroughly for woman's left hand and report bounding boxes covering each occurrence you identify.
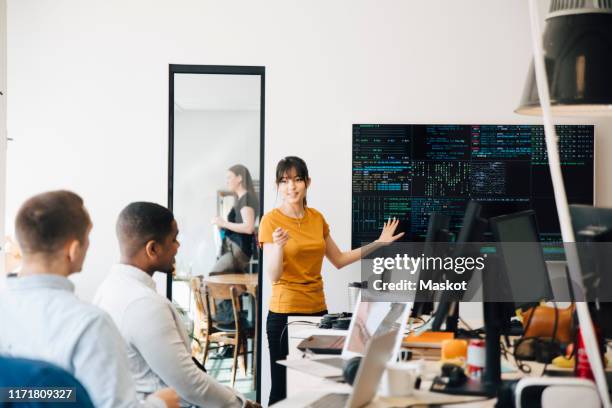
[376,217,405,243]
[211,216,226,228]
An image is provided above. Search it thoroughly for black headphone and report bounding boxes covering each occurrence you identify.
[440,363,467,387]
[342,356,362,385]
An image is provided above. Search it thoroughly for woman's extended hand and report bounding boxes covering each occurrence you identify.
[272,227,290,248]
[211,216,226,228]
[376,217,405,244]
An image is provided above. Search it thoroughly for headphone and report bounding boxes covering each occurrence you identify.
[440,363,467,387]
[342,356,362,385]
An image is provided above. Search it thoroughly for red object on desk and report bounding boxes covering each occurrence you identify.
[466,339,485,378]
[575,326,604,380]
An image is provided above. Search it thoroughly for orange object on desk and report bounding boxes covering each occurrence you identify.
[441,339,468,361]
[403,331,454,348]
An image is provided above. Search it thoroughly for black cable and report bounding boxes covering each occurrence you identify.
[568,305,579,360]
[512,305,538,374]
[279,321,319,353]
[551,300,559,346]
[511,301,562,375]
[538,300,559,376]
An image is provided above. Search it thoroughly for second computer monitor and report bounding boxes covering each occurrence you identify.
[490,210,554,310]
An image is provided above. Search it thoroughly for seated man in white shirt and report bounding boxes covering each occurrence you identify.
[94,202,258,408]
[0,190,179,408]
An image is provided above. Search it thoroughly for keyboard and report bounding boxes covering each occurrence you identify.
[307,393,349,408]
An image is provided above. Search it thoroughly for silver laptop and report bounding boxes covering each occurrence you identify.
[306,330,398,408]
[286,298,410,378]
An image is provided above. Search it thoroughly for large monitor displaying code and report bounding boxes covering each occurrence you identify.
[352,124,594,248]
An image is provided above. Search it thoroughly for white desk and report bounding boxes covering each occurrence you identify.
[277,317,492,407]
[273,384,491,407]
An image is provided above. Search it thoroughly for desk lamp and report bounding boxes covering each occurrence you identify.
[516,1,612,406]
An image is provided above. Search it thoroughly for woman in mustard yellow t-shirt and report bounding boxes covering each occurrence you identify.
[258,156,403,404]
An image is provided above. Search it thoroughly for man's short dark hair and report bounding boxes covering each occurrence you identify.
[116,202,175,257]
[15,190,91,255]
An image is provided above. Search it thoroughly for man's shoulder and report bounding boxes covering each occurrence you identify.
[124,289,172,315]
[70,301,118,334]
[34,286,108,325]
[95,270,159,304]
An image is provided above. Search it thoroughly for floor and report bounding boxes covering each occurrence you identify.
[202,345,257,401]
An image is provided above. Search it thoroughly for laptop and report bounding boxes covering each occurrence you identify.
[281,297,411,378]
[306,330,398,408]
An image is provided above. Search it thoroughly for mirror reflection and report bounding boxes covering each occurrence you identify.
[170,70,262,399]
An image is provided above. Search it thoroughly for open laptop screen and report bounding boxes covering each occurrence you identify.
[343,300,410,359]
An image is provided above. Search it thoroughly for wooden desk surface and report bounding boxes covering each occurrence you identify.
[205,273,258,287]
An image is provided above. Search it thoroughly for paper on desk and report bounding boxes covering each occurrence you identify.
[375,390,488,407]
[277,358,343,378]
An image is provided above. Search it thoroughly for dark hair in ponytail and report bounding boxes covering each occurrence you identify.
[275,156,309,206]
[228,164,259,215]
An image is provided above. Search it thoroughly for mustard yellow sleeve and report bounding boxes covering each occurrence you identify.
[258,213,274,245]
[322,213,330,238]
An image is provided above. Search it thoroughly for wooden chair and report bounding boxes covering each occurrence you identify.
[191,277,216,357]
[191,277,255,387]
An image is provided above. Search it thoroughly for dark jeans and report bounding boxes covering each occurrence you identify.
[266,310,328,406]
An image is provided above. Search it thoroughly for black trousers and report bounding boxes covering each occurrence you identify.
[266,310,327,405]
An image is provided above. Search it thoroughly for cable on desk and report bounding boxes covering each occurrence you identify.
[279,320,319,352]
[512,306,537,374]
[406,315,433,334]
[459,317,474,331]
[511,301,562,375]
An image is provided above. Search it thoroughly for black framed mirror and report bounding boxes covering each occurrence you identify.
[168,64,264,401]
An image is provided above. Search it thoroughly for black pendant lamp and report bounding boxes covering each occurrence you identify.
[516,0,612,116]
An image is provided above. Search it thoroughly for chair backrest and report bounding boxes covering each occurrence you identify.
[205,281,247,301]
[191,276,210,333]
[204,281,248,331]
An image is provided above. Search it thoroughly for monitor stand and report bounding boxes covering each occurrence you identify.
[431,301,515,398]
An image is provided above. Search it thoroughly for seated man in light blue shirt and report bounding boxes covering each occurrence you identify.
[94,202,258,408]
[0,190,179,408]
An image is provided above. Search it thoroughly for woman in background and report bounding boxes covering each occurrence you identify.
[259,156,403,405]
[209,164,259,337]
[211,164,259,275]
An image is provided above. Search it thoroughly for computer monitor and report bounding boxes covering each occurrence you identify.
[352,124,594,248]
[570,204,612,339]
[489,210,554,311]
[432,209,554,397]
[431,201,487,332]
[411,212,451,318]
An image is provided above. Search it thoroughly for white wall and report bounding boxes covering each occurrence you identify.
[6,0,612,403]
[10,0,612,305]
[0,0,6,282]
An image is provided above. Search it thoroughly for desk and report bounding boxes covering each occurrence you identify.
[205,273,258,298]
[277,316,612,407]
[276,317,496,407]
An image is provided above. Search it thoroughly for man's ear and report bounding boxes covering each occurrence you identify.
[67,239,80,263]
[144,240,158,260]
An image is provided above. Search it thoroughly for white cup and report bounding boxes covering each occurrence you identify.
[384,361,421,397]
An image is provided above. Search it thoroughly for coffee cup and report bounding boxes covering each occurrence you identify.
[385,361,421,397]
